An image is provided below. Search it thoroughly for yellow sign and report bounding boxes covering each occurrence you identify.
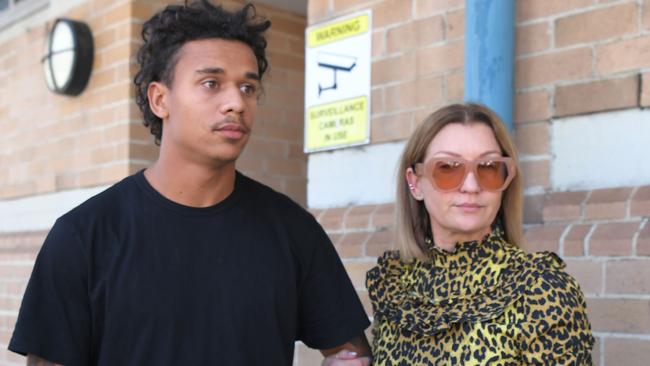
[308,14,369,48]
[306,96,368,151]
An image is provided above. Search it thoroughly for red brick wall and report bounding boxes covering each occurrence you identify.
[0,232,46,366]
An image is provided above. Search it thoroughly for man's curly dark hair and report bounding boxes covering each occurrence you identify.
[133,1,271,145]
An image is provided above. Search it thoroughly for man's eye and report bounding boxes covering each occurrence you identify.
[240,84,257,96]
[202,80,217,89]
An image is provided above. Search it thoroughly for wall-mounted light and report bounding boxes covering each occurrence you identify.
[42,18,94,96]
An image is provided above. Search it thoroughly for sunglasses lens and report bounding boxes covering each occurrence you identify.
[477,161,508,190]
[432,160,466,190]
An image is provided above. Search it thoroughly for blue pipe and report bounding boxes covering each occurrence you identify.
[464,0,515,130]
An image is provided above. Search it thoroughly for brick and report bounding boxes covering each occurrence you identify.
[641,72,650,107]
[366,229,395,257]
[588,222,639,256]
[523,194,544,224]
[638,223,650,256]
[606,259,650,294]
[555,75,639,117]
[555,3,637,47]
[371,111,414,143]
[417,41,464,76]
[543,191,588,222]
[385,81,418,112]
[604,338,650,366]
[415,0,464,17]
[563,224,592,257]
[336,232,369,258]
[269,16,305,36]
[371,203,395,228]
[564,259,602,294]
[345,204,376,230]
[598,35,650,75]
[587,298,650,333]
[371,88,384,115]
[418,16,446,46]
[417,76,446,106]
[319,207,349,231]
[307,0,329,23]
[631,185,650,217]
[515,122,549,155]
[516,48,593,88]
[344,261,376,289]
[516,22,550,56]
[331,0,371,13]
[514,90,550,124]
[644,1,650,30]
[446,9,464,39]
[591,337,601,366]
[517,0,595,23]
[524,224,566,253]
[387,22,418,54]
[445,72,464,102]
[372,30,386,58]
[373,0,413,28]
[585,187,634,220]
[372,52,417,85]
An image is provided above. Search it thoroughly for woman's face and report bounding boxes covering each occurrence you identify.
[406,122,505,246]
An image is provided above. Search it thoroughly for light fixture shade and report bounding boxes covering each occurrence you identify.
[42,18,94,96]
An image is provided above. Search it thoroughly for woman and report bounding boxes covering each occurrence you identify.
[366,103,594,365]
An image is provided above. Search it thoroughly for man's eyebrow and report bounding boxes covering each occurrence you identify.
[244,72,261,81]
[195,67,260,82]
[196,67,224,75]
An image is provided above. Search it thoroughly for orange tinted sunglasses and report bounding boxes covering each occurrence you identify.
[414,157,516,192]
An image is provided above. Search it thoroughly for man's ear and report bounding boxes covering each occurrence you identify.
[405,167,424,201]
[147,81,169,120]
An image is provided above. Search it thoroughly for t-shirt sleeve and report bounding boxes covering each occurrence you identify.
[296,216,370,349]
[8,219,91,365]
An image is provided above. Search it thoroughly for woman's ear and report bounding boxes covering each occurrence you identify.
[405,167,424,201]
[147,81,169,120]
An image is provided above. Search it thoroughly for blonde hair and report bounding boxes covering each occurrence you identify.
[396,103,525,259]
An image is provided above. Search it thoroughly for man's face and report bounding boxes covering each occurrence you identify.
[156,38,260,167]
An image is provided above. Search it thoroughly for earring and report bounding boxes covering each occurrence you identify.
[408,183,414,190]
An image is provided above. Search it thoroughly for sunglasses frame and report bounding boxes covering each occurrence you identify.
[414,156,516,192]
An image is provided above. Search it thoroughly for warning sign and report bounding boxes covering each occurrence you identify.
[306,96,368,149]
[304,10,372,152]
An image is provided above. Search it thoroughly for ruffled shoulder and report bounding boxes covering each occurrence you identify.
[366,246,569,337]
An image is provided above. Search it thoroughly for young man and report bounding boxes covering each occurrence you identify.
[9,2,371,365]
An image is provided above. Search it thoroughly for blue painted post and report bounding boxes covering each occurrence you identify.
[464,0,515,130]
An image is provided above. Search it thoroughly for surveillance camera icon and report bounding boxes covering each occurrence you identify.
[317,52,357,97]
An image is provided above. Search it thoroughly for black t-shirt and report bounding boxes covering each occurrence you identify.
[9,171,369,365]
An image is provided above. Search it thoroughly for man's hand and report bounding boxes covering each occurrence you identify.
[321,349,371,366]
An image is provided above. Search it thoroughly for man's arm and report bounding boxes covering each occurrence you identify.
[320,333,372,366]
[26,355,62,366]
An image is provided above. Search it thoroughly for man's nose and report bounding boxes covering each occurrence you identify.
[219,85,245,115]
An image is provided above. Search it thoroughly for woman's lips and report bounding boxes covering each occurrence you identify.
[454,203,483,212]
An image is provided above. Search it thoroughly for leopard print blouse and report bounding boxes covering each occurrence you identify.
[366,227,594,365]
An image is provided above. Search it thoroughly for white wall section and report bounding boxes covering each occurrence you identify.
[0,185,109,233]
[551,108,650,191]
[307,141,405,208]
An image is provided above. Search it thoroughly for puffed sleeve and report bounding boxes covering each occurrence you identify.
[519,268,595,365]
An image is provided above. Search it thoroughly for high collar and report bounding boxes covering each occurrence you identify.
[425,225,508,269]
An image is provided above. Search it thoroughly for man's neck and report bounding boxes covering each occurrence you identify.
[144,157,237,208]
